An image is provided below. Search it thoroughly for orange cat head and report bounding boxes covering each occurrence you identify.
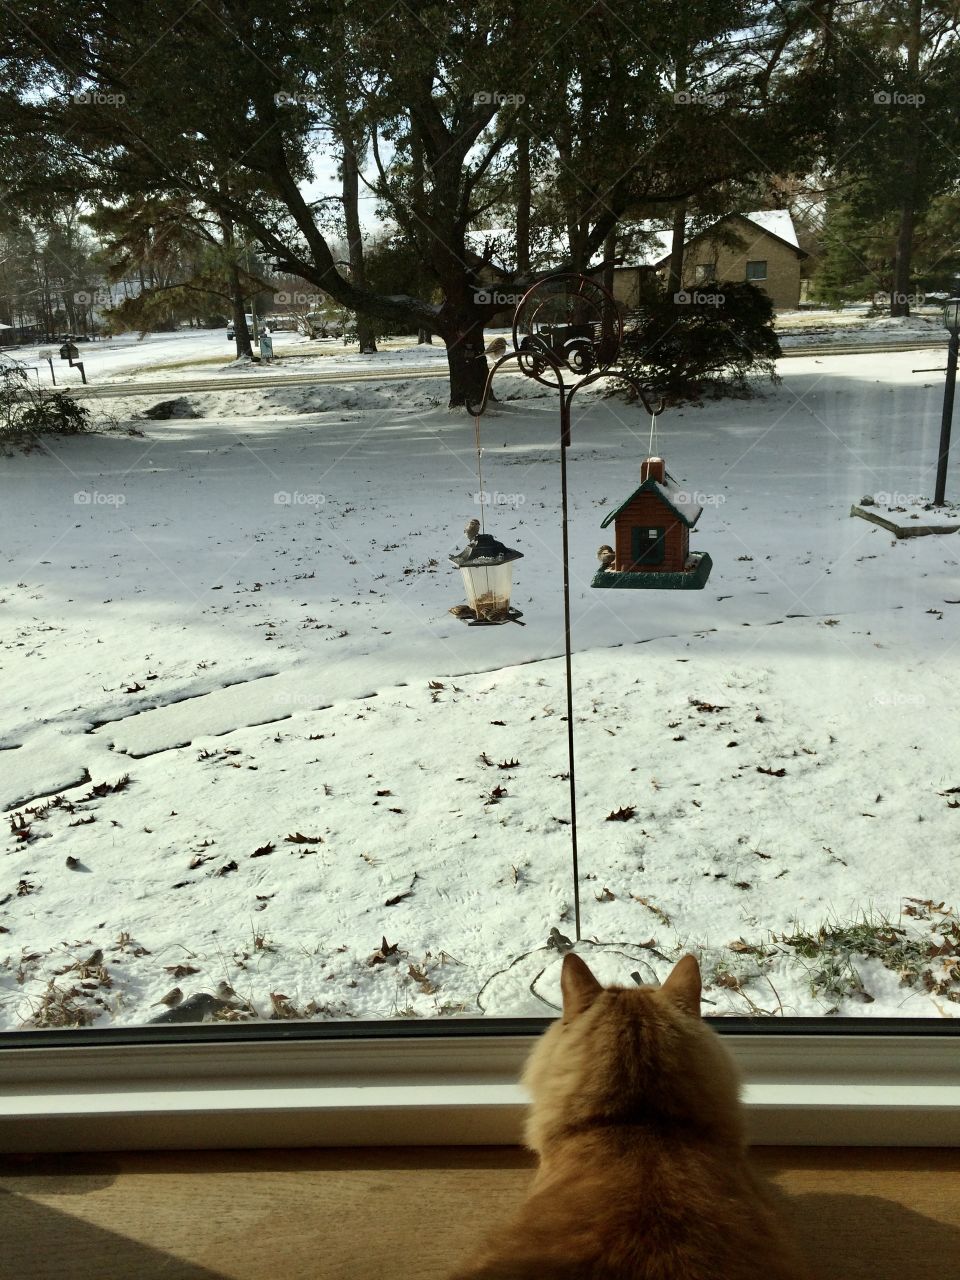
[522,953,743,1154]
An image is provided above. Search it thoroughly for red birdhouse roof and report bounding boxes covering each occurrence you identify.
[599,469,703,529]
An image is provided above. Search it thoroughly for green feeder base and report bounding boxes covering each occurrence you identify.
[591,551,713,591]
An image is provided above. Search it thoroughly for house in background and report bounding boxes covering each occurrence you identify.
[612,210,808,312]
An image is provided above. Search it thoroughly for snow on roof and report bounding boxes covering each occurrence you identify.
[622,210,800,268]
[600,471,703,528]
[654,478,703,527]
[740,209,800,249]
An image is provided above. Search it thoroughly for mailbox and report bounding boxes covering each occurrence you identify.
[59,343,79,361]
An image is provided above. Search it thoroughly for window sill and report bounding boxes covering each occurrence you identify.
[1,1025,958,1152]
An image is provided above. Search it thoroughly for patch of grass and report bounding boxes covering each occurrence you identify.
[21,980,97,1028]
[776,905,960,1005]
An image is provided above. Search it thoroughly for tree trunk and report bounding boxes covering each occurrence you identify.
[229,261,253,358]
[891,0,923,319]
[516,122,531,276]
[602,227,617,347]
[417,328,433,344]
[444,318,489,410]
[340,116,378,353]
[668,60,689,299]
[668,202,687,296]
[891,181,917,317]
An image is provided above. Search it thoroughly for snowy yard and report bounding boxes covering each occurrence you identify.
[1,349,959,1028]
[4,307,948,392]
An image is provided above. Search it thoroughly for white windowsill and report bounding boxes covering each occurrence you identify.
[1,1030,958,1152]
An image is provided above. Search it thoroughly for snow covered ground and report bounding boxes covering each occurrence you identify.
[2,307,948,393]
[5,328,452,386]
[1,347,959,1028]
[777,311,947,347]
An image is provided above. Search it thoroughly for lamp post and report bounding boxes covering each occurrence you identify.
[934,298,960,506]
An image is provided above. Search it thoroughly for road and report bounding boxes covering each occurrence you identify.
[54,337,948,399]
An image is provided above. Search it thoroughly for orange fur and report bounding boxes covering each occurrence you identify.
[448,954,812,1280]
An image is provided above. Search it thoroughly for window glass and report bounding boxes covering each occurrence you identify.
[1,3,958,1035]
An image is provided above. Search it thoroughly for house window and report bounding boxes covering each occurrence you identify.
[631,525,666,566]
[746,259,768,281]
[694,262,716,284]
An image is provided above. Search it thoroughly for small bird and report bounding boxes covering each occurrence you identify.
[216,980,237,1001]
[597,544,616,570]
[485,336,508,358]
[154,986,183,1009]
[464,517,480,541]
[547,926,575,953]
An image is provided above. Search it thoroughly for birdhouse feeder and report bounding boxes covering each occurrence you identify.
[450,532,524,624]
[592,457,713,590]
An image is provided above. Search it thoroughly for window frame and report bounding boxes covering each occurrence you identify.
[746,259,768,281]
[2,1019,958,1153]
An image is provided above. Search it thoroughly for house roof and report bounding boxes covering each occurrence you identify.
[600,471,703,529]
[623,210,805,268]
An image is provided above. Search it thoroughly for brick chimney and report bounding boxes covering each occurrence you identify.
[641,456,665,484]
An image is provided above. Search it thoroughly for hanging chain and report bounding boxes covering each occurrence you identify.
[474,411,486,534]
[648,407,660,458]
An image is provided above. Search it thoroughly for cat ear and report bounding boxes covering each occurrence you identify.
[561,953,603,1017]
[660,954,702,1017]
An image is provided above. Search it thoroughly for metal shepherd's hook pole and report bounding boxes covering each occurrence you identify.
[469,277,663,945]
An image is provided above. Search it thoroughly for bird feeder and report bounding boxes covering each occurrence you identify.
[592,456,713,590]
[449,532,524,624]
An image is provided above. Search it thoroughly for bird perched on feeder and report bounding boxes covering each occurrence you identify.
[464,517,481,542]
[597,544,616,571]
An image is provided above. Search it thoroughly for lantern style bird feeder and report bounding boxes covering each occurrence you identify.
[592,455,713,590]
[449,532,524,624]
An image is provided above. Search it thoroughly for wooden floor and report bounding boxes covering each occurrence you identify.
[1,1146,959,1279]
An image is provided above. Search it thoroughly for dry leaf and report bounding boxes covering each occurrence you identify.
[606,806,635,822]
